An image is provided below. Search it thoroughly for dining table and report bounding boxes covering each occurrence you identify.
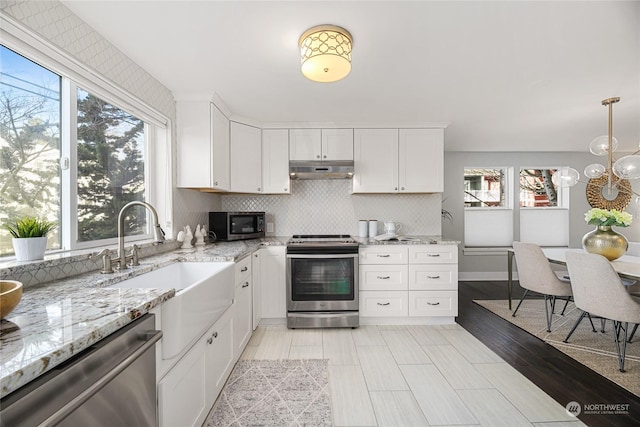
[506,248,640,310]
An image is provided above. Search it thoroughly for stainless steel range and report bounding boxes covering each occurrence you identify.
[286,235,359,328]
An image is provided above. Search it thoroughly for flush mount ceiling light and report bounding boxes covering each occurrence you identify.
[299,25,353,83]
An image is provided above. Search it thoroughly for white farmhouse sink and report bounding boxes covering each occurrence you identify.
[109,262,235,359]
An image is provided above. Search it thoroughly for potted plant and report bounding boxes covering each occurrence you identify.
[4,217,57,261]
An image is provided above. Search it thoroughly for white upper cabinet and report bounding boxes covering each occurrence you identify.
[177,101,229,190]
[321,129,354,160]
[353,129,399,193]
[289,128,353,161]
[353,128,444,194]
[262,129,290,194]
[398,128,444,193]
[230,122,262,193]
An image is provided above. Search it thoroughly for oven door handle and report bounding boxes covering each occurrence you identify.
[286,253,358,259]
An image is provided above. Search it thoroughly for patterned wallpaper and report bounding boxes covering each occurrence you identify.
[222,180,442,237]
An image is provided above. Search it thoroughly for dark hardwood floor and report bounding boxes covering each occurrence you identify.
[457,280,640,427]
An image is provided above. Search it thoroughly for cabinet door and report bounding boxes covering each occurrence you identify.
[353,129,399,193]
[321,129,353,160]
[177,100,213,188]
[359,291,408,317]
[252,251,262,330]
[359,246,408,265]
[158,335,208,427]
[260,246,286,319]
[211,104,230,189]
[205,308,234,406]
[230,122,262,193]
[289,129,321,160]
[360,264,408,291]
[262,129,290,194]
[234,278,253,360]
[399,128,443,193]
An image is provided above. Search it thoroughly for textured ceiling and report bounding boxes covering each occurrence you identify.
[61,1,640,152]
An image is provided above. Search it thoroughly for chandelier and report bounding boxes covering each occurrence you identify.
[553,97,640,211]
[299,25,353,83]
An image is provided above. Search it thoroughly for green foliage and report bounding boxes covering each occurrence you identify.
[4,216,56,238]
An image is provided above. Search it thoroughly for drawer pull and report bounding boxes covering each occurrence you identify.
[427,254,440,257]
[242,282,250,288]
[427,302,440,306]
[377,254,391,258]
[377,302,391,306]
[241,266,248,272]
[377,275,390,280]
[427,275,441,279]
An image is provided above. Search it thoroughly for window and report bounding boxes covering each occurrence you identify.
[1,44,162,258]
[464,168,509,207]
[519,167,570,246]
[0,47,61,256]
[463,167,513,247]
[519,168,559,207]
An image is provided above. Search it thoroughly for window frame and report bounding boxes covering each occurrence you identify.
[1,17,172,257]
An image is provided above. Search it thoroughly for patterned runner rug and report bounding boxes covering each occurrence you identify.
[474,299,640,397]
[204,359,332,427]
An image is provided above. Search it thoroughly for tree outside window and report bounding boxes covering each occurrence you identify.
[519,168,558,207]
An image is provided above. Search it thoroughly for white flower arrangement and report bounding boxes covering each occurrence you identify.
[584,208,633,227]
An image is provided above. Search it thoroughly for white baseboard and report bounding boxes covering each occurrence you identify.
[359,316,456,325]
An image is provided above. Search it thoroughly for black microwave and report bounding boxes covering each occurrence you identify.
[209,211,265,241]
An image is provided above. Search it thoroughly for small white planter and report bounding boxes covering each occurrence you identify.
[12,237,48,261]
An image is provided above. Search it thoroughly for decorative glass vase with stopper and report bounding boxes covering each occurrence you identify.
[582,208,633,261]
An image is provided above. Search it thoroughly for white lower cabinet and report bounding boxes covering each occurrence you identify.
[233,255,253,360]
[359,244,458,321]
[260,246,287,319]
[158,307,234,427]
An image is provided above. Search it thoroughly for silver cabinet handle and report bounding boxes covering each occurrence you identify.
[241,266,248,272]
[427,254,441,257]
[242,282,250,288]
[401,187,405,190]
[212,331,218,338]
[323,155,327,158]
[377,276,390,280]
[377,302,391,306]
[214,181,218,186]
[284,188,288,191]
[257,187,261,192]
[254,253,259,258]
[427,302,440,306]
[207,337,213,344]
[394,187,398,191]
[377,254,391,258]
[427,275,440,279]
[316,154,321,159]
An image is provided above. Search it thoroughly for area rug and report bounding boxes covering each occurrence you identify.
[204,359,332,427]
[474,299,640,397]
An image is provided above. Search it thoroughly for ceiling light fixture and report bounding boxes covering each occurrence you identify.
[299,25,353,83]
[553,97,640,211]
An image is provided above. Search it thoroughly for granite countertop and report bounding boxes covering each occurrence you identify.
[0,237,286,399]
[357,235,460,245]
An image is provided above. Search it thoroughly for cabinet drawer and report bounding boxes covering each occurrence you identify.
[360,265,408,291]
[359,246,408,265]
[408,245,458,264]
[408,265,458,290]
[235,256,252,283]
[409,291,458,316]
[359,291,408,317]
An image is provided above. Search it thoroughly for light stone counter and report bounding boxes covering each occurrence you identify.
[0,237,287,399]
[356,235,460,246]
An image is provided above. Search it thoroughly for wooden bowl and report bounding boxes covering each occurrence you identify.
[0,280,23,319]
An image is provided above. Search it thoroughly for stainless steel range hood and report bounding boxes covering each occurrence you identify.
[289,160,354,180]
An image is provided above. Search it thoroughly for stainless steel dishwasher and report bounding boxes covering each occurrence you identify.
[0,314,161,427]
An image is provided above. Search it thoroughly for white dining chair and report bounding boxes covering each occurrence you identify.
[511,241,573,332]
[565,251,640,372]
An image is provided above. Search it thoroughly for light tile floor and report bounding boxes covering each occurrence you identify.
[240,324,587,427]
